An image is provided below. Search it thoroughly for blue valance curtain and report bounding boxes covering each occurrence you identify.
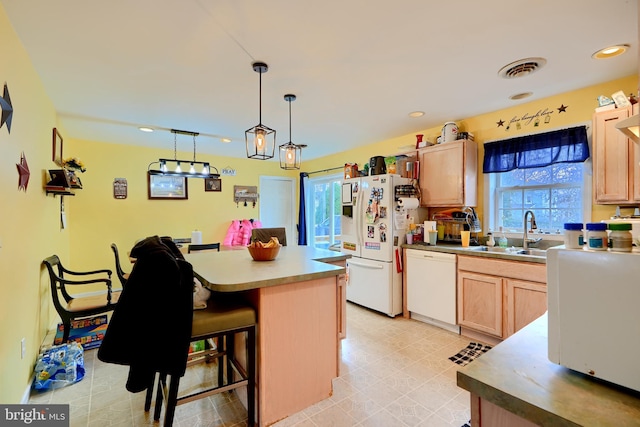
[482,125,589,173]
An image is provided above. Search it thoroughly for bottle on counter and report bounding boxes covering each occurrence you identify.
[498,227,508,248]
[586,223,607,251]
[563,223,584,249]
[608,223,633,252]
[486,232,495,247]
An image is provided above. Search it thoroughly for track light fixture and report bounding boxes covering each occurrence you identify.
[245,62,276,160]
[148,129,219,179]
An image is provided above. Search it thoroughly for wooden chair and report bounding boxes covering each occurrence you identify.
[187,243,221,253]
[110,243,129,287]
[150,296,257,426]
[251,227,287,246]
[43,255,120,343]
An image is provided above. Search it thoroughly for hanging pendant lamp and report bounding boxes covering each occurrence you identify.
[245,62,276,160]
[279,94,305,170]
[148,129,219,179]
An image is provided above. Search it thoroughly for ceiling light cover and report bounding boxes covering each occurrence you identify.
[408,111,425,118]
[498,58,547,79]
[279,94,302,170]
[246,62,276,160]
[592,44,630,59]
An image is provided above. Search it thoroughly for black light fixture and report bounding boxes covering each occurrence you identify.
[246,62,276,160]
[279,94,305,170]
[148,129,219,179]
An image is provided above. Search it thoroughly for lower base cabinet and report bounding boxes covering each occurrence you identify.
[457,256,547,341]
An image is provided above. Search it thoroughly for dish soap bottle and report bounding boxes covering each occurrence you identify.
[498,227,508,248]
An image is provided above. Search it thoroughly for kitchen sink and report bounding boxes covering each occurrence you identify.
[465,246,547,257]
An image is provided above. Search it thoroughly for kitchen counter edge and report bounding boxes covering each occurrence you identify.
[403,243,546,264]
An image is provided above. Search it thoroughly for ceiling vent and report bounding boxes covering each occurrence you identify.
[498,58,547,79]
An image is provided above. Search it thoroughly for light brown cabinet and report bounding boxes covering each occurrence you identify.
[593,104,640,204]
[457,256,546,341]
[419,139,477,207]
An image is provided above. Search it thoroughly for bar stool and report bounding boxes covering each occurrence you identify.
[151,295,257,426]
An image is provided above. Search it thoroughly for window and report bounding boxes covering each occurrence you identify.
[487,163,590,233]
[484,124,592,235]
[306,173,342,249]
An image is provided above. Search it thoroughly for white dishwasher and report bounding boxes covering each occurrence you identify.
[406,249,459,333]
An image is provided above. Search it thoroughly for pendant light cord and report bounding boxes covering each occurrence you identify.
[258,71,262,125]
[288,98,292,142]
[193,134,197,162]
[173,132,178,161]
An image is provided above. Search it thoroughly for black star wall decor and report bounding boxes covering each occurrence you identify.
[557,104,568,113]
[496,119,505,127]
[0,82,13,133]
[17,151,30,191]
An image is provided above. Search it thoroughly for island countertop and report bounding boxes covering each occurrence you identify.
[457,314,640,426]
[185,245,349,292]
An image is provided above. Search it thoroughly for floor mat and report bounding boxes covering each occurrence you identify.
[449,342,492,366]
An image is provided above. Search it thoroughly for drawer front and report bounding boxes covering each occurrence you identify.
[457,255,546,284]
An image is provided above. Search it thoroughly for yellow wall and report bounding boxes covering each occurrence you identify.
[0,4,70,403]
[305,74,639,225]
[65,138,295,273]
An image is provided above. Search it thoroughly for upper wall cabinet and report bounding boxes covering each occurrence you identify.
[593,104,640,205]
[419,139,478,207]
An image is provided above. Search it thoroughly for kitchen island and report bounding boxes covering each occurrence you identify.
[186,246,349,427]
[456,314,640,426]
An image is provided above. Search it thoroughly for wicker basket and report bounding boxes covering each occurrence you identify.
[247,245,281,261]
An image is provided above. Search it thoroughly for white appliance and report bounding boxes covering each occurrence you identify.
[342,174,412,316]
[405,249,459,333]
[547,247,640,392]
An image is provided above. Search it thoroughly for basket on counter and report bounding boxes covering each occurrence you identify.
[247,245,281,261]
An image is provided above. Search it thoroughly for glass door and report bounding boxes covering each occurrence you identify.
[307,173,342,249]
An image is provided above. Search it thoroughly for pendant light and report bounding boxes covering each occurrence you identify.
[246,62,276,160]
[148,129,219,179]
[279,94,306,170]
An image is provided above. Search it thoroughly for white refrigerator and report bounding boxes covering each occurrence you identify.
[341,174,412,317]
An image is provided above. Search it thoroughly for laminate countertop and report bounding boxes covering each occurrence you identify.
[457,314,640,426]
[403,242,548,264]
[185,245,349,292]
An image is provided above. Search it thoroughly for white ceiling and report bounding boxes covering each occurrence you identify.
[2,0,638,161]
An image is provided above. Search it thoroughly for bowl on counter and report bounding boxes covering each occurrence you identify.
[247,244,281,261]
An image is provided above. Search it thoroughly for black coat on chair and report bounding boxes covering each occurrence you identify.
[98,236,193,393]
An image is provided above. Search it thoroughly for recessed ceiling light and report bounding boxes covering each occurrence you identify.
[592,44,630,59]
[221,138,232,143]
[408,111,425,118]
[139,127,154,132]
[498,58,546,79]
[509,92,533,100]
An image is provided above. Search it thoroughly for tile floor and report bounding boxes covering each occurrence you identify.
[29,303,479,426]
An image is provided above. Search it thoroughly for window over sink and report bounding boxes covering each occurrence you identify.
[484,124,592,235]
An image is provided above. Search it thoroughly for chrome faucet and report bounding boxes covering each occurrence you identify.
[523,210,542,249]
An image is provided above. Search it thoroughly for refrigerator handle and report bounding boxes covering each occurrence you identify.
[348,260,384,269]
[356,189,364,247]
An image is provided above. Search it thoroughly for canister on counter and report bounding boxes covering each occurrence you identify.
[586,223,607,251]
[563,223,584,249]
[608,222,633,252]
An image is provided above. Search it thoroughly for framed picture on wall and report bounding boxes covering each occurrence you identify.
[204,177,222,192]
[147,173,188,199]
[52,128,63,166]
